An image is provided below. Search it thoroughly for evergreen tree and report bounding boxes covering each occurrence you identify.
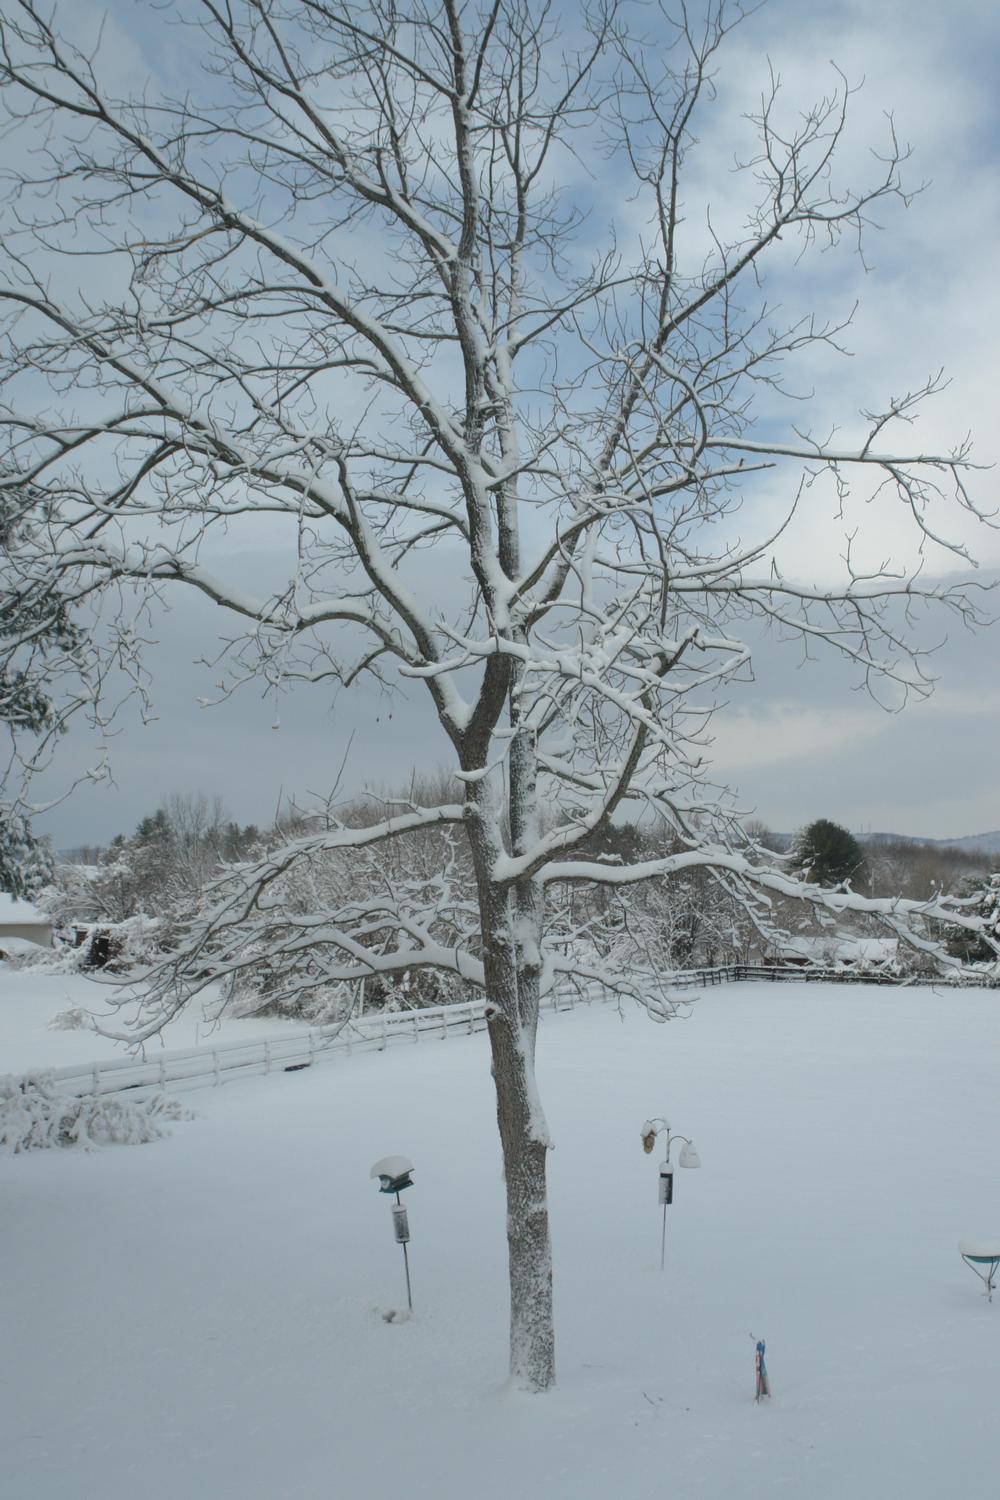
[0,481,80,896]
[794,819,866,889]
[945,874,1000,964]
[0,809,52,900]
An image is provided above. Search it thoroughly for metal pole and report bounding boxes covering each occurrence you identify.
[396,1191,413,1312]
[401,1240,413,1311]
[660,1131,671,1271]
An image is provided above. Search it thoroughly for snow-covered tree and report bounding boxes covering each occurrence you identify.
[215,785,477,1020]
[946,874,1000,966]
[0,478,82,895]
[0,806,51,900]
[42,795,260,943]
[793,819,866,891]
[0,0,996,1389]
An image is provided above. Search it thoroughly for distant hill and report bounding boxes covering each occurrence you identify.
[861,831,1000,856]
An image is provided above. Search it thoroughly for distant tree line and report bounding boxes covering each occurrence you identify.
[44,793,261,955]
[38,799,998,995]
[862,834,993,901]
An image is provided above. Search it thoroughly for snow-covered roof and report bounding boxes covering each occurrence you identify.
[0,893,51,926]
[0,934,44,957]
[780,934,897,964]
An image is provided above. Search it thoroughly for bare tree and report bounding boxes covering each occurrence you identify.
[0,0,996,1389]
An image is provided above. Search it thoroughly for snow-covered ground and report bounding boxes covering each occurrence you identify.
[0,962,311,1072]
[2,972,999,1499]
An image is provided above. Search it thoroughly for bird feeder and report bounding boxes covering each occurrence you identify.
[370,1155,415,1312]
[640,1117,701,1269]
[959,1239,1000,1301]
[371,1154,415,1195]
[658,1162,674,1205]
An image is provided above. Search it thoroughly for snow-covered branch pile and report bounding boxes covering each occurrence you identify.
[0,1072,189,1153]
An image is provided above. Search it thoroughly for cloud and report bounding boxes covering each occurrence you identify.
[16,0,1000,849]
[708,701,888,773]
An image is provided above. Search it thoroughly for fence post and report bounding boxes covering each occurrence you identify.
[264,1040,271,1075]
[92,1064,100,1095]
[159,1057,166,1088]
[213,1049,220,1086]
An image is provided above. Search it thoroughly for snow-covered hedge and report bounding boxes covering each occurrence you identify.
[0,1072,189,1153]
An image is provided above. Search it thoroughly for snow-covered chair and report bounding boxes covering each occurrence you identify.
[959,1240,1000,1301]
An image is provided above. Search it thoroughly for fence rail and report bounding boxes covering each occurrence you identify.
[38,985,583,1103]
[29,962,994,1103]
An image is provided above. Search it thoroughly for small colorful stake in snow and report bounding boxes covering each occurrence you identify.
[754,1338,770,1402]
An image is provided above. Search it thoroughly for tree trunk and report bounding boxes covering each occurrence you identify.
[467,754,555,1391]
[486,957,555,1392]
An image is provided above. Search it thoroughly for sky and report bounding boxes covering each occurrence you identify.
[7,0,1000,851]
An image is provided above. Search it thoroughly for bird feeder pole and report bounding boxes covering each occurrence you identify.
[371,1155,416,1314]
[640,1118,701,1270]
[392,1189,413,1313]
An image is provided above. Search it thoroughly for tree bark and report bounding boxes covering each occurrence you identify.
[467,760,555,1392]
[485,950,554,1392]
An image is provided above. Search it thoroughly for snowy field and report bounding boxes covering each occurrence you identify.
[2,972,999,1499]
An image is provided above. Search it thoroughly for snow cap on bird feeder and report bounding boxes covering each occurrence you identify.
[370,1155,415,1194]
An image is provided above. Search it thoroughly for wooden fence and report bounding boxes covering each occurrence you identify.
[34,962,993,1103]
[40,987,576,1102]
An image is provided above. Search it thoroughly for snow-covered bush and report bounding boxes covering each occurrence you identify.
[47,1005,96,1032]
[226,963,354,1023]
[18,914,163,975]
[0,1072,189,1153]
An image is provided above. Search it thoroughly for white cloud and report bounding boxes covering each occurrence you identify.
[708,700,888,772]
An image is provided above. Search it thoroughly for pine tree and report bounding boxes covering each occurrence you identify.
[0,481,81,896]
[946,874,1000,964]
[793,819,867,889]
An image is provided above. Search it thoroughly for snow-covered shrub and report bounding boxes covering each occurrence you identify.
[47,1005,96,1032]
[367,966,468,1012]
[19,914,163,975]
[0,1072,189,1153]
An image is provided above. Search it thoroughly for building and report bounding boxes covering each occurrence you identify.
[0,893,54,957]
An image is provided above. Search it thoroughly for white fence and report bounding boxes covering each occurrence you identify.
[40,985,592,1103]
[38,960,975,1105]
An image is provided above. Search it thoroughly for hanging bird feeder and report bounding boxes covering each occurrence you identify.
[370,1155,416,1313]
